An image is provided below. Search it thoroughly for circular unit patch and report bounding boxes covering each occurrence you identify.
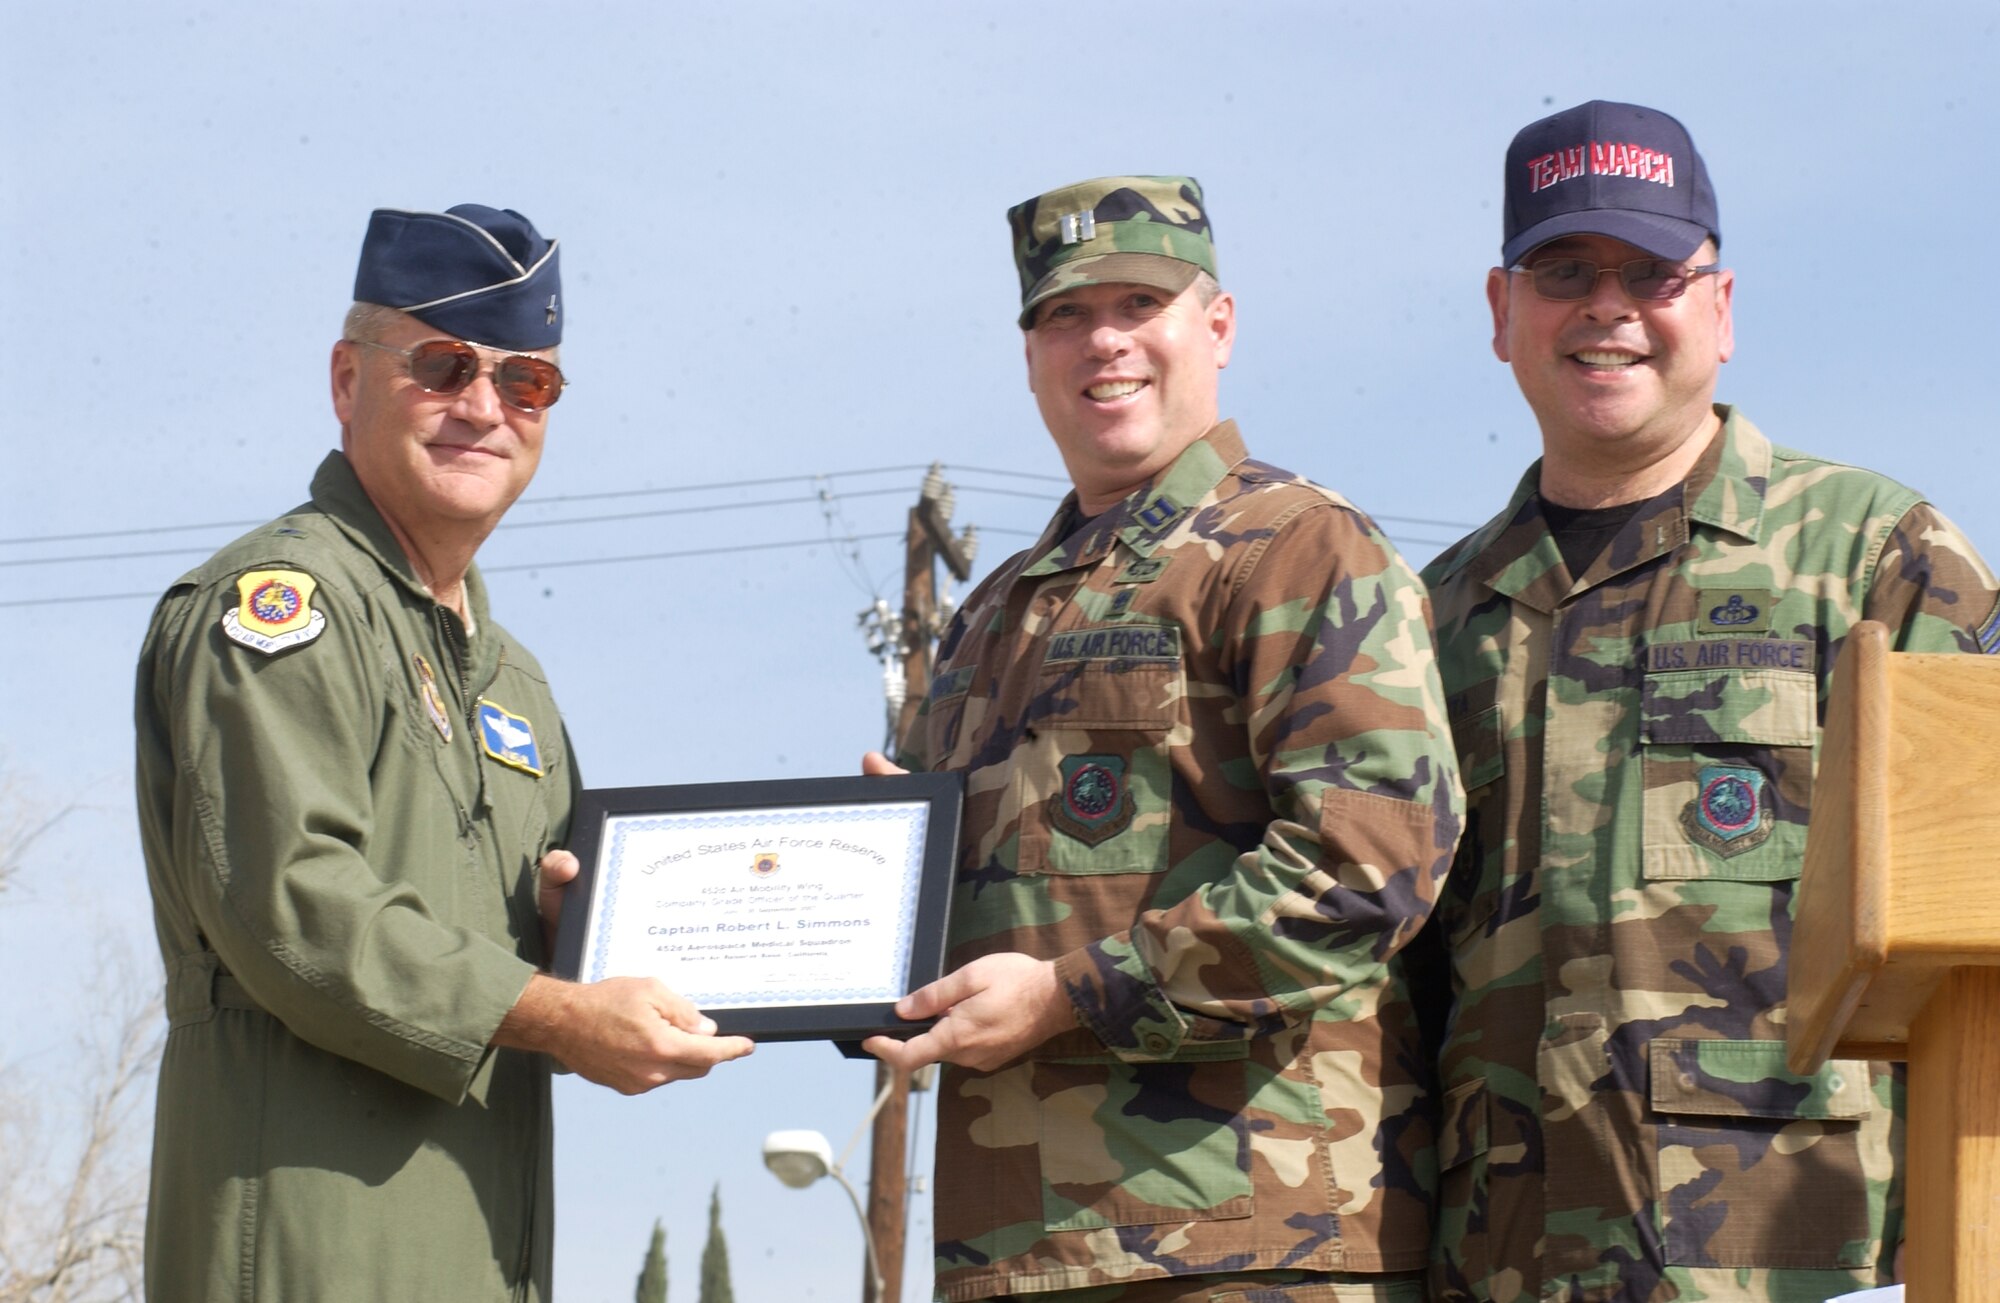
[250,580,302,625]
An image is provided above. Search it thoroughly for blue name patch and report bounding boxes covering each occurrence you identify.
[1045,624,1181,664]
[476,700,543,776]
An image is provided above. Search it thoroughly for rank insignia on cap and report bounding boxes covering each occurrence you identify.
[1059,211,1097,245]
[476,699,543,776]
[221,569,326,655]
[1681,764,1772,857]
[411,653,453,743]
[1047,754,1134,846]
[751,852,780,877]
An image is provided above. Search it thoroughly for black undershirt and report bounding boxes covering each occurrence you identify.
[1541,498,1645,579]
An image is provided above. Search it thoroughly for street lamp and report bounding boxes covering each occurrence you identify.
[762,1075,897,1302]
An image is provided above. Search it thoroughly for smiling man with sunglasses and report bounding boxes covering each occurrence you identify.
[134,204,750,1301]
[1418,102,2000,1302]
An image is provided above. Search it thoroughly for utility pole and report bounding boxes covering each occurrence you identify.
[862,463,974,1303]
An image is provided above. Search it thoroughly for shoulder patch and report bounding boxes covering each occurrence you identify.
[1977,596,2000,656]
[477,699,543,776]
[221,569,326,655]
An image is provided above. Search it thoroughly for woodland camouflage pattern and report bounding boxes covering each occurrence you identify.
[1421,408,2000,1302]
[1009,176,1217,325]
[904,423,1463,1300]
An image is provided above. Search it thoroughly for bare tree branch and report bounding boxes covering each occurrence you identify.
[0,763,162,1303]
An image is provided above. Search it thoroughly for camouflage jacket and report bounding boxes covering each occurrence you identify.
[906,423,1463,1300]
[1421,408,2000,1302]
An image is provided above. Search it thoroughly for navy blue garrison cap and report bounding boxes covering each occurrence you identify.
[353,205,561,350]
[1502,101,1719,267]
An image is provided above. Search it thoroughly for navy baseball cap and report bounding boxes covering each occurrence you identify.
[1502,101,1720,267]
[353,205,562,350]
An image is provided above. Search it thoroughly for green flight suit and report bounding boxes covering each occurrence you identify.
[133,451,579,1301]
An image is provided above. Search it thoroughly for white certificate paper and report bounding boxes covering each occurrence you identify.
[579,799,929,1009]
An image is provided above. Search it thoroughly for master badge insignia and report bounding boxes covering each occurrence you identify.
[221,569,327,654]
[1681,764,1772,857]
[476,699,543,776]
[1048,754,1134,846]
[1700,589,1775,634]
[412,653,452,743]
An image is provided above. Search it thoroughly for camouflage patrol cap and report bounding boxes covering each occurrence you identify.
[1008,176,1216,328]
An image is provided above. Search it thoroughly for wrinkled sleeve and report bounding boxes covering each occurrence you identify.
[1055,505,1465,1059]
[143,579,535,1103]
[1866,502,2000,655]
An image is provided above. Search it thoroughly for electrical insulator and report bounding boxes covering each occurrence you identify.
[936,485,956,522]
[883,654,906,721]
[959,525,979,567]
[920,462,946,503]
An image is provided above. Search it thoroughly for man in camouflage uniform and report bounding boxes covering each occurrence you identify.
[1422,101,2000,1301]
[134,205,751,1300]
[862,176,1463,1303]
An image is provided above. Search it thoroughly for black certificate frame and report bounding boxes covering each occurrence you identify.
[552,772,962,1042]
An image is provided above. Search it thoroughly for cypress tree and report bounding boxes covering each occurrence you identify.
[635,1218,667,1303]
[698,1183,734,1303]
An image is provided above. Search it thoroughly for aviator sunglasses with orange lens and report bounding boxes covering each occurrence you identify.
[1513,256,1722,303]
[349,338,567,412]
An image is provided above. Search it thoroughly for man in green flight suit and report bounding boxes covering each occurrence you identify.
[862,176,1463,1302]
[1422,101,2000,1301]
[133,204,753,1301]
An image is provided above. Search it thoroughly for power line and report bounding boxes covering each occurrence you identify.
[0,464,1056,549]
[0,532,913,609]
[0,483,1056,571]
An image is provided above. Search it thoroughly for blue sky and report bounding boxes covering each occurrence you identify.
[4,3,1995,1298]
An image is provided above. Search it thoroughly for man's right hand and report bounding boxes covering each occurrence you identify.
[496,973,754,1095]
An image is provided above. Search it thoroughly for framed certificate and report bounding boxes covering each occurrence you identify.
[551,773,961,1041]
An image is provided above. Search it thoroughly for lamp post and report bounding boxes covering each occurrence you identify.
[761,1073,898,1302]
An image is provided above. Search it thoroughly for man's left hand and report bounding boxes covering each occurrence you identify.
[537,849,579,956]
[862,952,1078,1072]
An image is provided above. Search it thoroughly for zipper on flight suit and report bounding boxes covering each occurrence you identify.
[433,604,479,839]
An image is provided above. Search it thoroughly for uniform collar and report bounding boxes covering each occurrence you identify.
[1435,405,1767,614]
[309,450,493,632]
[1682,405,1769,545]
[1021,420,1246,577]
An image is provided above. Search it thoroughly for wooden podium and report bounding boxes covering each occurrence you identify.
[1789,620,2000,1301]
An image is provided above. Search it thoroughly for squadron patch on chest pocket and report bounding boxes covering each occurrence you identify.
[1048,755,1134,846]
[221,569,326,654]
[476,699,543,776]
[1681,764,1772,856]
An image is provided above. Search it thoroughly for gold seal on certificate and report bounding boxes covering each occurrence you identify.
[552,773,961,1040]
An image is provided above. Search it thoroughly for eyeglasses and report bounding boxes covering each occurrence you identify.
[1512,257,1722,303]
[348,338,567,412]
